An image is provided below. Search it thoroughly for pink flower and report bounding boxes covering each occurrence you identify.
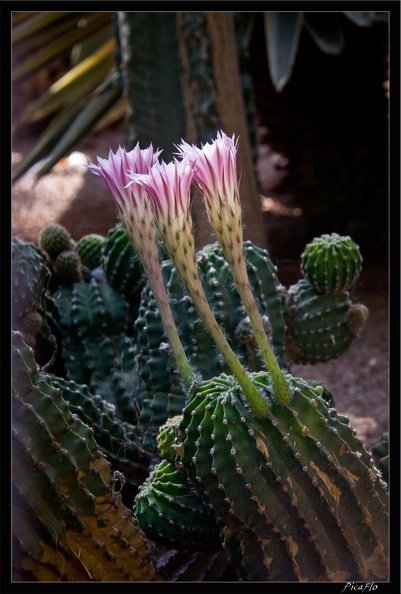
[88,144,161,262]
[89,145,197,390]
[129,157,196,265]
[88,144,161,214]
[179,132,290,404]
[176,131,241,239]
[177,130,238,199]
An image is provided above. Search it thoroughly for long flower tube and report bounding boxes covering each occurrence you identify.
[130,157,269,417]
[177,131,291,404]
[88,145,197,391]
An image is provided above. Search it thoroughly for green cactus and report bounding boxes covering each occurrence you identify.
[53,249,83,284]
[48,376,150,490]
[156,414,185,464]
[38,223,74,260]
[101,223,145,297]
[285,279,368,364]
[301,233,363,295]
[133,240,287,450]
[53,276,139,423]
[12,237,51,324]
[173,371,388,581]
[12,209,381,583]
[12,330,162,582]
[135,459,222,550]
[75,233,106,271]
[12,237,59,368]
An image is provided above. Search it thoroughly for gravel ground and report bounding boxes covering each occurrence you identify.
[11,128,389,453]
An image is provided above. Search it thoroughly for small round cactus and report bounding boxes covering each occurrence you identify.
[53,250,82,284]
[38,223,74,260]
[301,233,363,295]
[75,233,105,270]
[134,459,222,550]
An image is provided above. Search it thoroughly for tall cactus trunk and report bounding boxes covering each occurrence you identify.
[119,11,266,250]
[202,12,265,249]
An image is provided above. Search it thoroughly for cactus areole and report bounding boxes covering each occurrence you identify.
[88,131,387,582]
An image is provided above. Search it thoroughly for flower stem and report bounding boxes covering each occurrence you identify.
[122,214,197,392]
[171,247,269,417]
[216,209,291,404]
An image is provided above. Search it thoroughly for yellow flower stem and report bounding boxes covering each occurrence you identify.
[148,272,198,391]
[122,213,197,392]
[169,238,269,417]
[212,203,291,404]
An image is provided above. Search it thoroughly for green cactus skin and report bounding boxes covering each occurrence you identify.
[38,223,75,260]
[12,237,60,369]
[134,283,186,450]
[53,277,139,422]
[12,330,162,582]
[12,237,51,324]
[53,250,83,284]
[285,279,368,364]
[372,432,389,485]
[135,459,222,550]
[301,233,363,295]
[49,376,150,489]
[101,223,145,297]
[75,234,106,271]
[175,372,388,581]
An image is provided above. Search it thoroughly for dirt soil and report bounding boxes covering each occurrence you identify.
[11,127,389,453]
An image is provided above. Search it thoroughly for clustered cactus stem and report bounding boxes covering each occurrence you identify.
[88,146,197,391]
[131,157,269,417]
[177,132,291,404]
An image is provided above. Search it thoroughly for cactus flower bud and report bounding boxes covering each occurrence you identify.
[88,146,197,390]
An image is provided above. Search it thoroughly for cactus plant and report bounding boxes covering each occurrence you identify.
[12,133,387,583]
[53,276,139,422]
[133,240,287,449]
[135,459,222,550]
[48,375,149,490]
[100,223,145,298]
[38,223,75,260]
[75,233,106,271]
[301,232,363,295]
[12,237,51,323]
[285,278,368,364]
[53,249,83,284]
[12,330,162,582]
[166,371,388,581]
[12,236,58,368]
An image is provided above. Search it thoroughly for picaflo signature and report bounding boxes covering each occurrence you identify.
[341,583,378,593]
